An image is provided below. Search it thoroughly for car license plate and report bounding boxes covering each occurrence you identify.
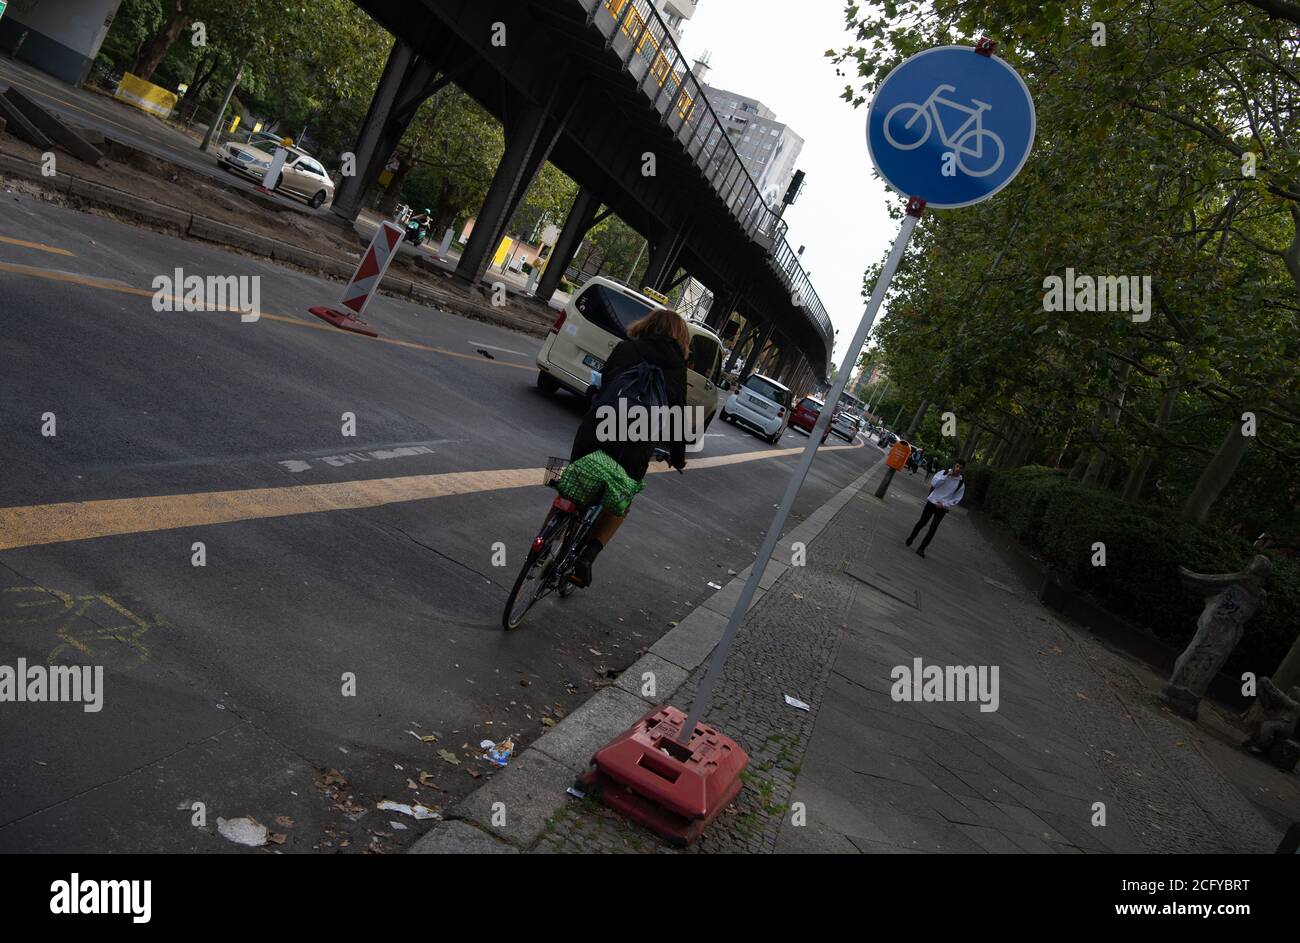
[582,354,604,370]
[747,395,770,410]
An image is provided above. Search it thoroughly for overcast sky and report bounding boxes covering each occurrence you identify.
[676,0,897,364]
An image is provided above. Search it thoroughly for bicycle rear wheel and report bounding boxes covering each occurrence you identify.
[556,516,593,598]
[503,515,565,630]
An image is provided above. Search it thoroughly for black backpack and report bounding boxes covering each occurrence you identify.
[592,340,670,418]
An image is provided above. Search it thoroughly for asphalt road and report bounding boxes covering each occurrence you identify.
[0,194,879,852]
[0,55,331,218]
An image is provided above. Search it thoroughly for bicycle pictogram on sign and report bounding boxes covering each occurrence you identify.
[883,84,1006,178]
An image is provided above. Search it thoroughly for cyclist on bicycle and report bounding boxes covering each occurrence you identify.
[567,307,690,587]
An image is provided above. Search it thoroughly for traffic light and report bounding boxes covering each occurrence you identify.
[782,169,805,206]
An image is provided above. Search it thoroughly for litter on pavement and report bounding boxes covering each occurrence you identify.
[481,739,514,767]
[377,800,440,820]
[783,694,812,711]
[217,816,269,847]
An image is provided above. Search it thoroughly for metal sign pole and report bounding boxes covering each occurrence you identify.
[679,197,925,742]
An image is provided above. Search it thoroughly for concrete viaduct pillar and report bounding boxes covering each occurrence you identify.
[741,322,776,382]
[456,91,575,285]
[639,226,688,293]
[535,185,609,302]
[705,286,743,333]
[332,37,447,226]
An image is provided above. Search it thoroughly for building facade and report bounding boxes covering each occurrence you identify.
[698,83,804,211]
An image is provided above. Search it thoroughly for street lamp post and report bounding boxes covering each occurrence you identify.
[200,59,245,153]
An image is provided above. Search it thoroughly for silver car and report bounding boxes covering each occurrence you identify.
[721,374,792,444]
[830,410,859,441]
[218,140,335,208]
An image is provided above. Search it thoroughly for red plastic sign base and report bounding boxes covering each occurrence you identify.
[581,705,748,846]
[308,305,378,337]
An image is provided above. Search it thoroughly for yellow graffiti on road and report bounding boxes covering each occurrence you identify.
[0,585,170,669]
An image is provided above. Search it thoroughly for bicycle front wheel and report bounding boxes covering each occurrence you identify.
[503,516,565,630]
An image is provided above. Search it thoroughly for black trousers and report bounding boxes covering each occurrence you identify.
[907,501,948,550]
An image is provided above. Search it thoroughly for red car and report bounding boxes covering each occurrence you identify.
[789,396,833,441]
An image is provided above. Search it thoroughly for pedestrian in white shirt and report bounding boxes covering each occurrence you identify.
[906,462,965,558]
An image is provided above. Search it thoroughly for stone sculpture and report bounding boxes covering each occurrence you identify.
[1161,555,1271,721]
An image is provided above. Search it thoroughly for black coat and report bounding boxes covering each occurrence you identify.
[570,333,689,481]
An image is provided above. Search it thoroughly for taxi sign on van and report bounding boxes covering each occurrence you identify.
[642,288,669,306]
[885,440,912,471]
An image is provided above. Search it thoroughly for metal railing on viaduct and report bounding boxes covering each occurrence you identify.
[340,0,835,383]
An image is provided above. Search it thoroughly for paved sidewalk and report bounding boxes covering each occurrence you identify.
[417,459,1294,854]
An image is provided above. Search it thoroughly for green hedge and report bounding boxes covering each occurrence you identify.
[971,464,1299,677]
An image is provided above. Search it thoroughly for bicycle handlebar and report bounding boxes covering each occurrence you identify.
[652,448,684,474]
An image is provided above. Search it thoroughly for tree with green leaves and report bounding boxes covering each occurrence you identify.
[831,0,1298,535]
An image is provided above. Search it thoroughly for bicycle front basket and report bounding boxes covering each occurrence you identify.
[543,456,569,488]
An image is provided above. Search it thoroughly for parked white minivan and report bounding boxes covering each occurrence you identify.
[720,373,792,444]
[535,276,724,440]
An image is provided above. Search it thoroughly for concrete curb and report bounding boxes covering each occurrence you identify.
[0,149,552,339]
[409,456,886,853]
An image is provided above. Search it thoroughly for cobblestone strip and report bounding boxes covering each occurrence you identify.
[533,486,871,854]
[411,461,884,854]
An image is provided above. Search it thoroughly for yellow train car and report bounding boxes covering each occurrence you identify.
[605,0,696,121]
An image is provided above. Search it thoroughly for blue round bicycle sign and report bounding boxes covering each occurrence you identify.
[866,45,1035,208]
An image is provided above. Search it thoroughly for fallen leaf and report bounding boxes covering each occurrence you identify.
[438,749,461,766]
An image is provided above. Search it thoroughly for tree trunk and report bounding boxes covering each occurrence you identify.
[1122,378,1179,502]
[181,53,219,122]
[375,151,416,217]
[1285,205,1300,299]
[1182,419,1252,523]
[132,2,192,81]
[1083,365,1131,487]
[1081,447,1107,487]
[434,180,460,236]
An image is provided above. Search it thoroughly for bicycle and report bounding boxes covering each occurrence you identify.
[502,449,675,630]
[882,83,1005,178]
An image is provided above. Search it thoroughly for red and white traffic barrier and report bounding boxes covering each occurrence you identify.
[308,220,404,337]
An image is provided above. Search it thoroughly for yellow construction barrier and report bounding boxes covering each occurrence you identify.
[114,73,178,119]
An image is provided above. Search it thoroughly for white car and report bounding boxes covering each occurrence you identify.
[218,139,336,208]
[720,374,792,444]
[535,276,724,439]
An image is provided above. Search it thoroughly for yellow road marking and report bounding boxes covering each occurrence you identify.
[0,259,533,370]
[0,234,74,256]
[0,442,863,551]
